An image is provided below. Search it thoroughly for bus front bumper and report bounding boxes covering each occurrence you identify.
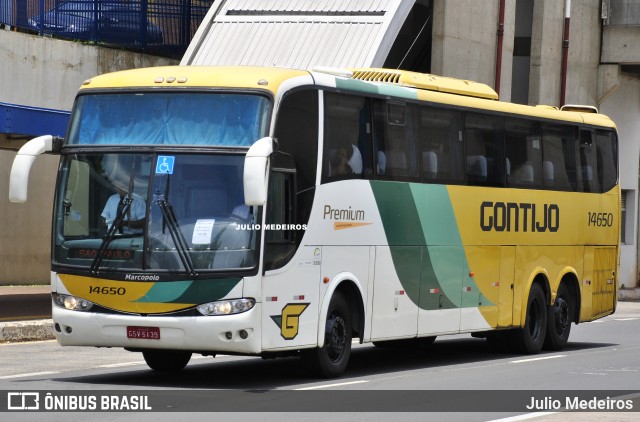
[52,304,262,355]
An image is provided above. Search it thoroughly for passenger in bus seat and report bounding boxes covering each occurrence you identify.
[376,151,386,175]
[543,161,554,186]
[466,155,488,182]
[330,147,353,175]
[423,151,438,180]
[329,144,362,176]
[511,161,535,184]
[348,144,363,174]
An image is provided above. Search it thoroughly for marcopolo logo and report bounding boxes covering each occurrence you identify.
[124,274,160,281]
[323,205,371,230]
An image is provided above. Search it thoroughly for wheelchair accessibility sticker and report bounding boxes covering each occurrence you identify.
[155,156,175,175]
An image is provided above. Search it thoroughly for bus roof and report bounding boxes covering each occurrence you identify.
[350,68,499,100]
[79,66,310,95]
[339,68,615,129]
[79,65,616,130]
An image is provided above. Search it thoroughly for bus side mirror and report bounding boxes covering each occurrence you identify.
[9,135,63,203]
[243,137,274,206]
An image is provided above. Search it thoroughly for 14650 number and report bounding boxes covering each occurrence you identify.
[587,212,614,227]
[89,286,126,295]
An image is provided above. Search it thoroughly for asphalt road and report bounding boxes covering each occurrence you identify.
[1,301,639,421]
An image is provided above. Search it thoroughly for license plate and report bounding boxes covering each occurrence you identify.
[127,326,160,340]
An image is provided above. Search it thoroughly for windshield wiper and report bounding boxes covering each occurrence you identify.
[155,195,197,277]
[91,160,139,275]
[91,196,131,275]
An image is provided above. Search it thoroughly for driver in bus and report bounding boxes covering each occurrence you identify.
[101,180,146,235]
[329,144,363,176]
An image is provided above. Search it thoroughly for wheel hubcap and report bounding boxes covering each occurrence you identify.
[553,297,570,334]
[326,312,346,361]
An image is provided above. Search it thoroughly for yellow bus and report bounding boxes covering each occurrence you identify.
[9,66,619,378]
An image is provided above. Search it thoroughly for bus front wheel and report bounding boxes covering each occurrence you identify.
[301,293,352,378]
[142,350,192,372]
[511,283,547,354]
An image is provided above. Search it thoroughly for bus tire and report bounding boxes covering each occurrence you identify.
[301,293,352,378]
[511,283,547,354]
[142,350,192,372]
[544,283,573,350]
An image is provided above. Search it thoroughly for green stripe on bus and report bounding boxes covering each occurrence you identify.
[335,79,382,95]
[335,79,418,100]
[420,245,458,309]
[172,278,242,304]
[371,181,493,309]
[409,184,463,246]
[410,184,465,307]
[371,181,456,308]
[370,182,425,246]
[133,280,192,303]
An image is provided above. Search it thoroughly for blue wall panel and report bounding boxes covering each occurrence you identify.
[1,102,70,138]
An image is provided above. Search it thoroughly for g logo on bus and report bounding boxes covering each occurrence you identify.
[270,303,309,340]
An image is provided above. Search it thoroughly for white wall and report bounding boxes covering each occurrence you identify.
[0,30,176,110]
[600,73,640,289]
[0,31,176,285]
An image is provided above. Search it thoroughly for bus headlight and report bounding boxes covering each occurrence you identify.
[197,298,255,316]
[53,293,94,311]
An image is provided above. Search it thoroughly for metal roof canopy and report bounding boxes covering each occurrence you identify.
[181,0,413,69]
[0,102,69,149]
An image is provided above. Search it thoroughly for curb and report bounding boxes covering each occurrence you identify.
[0,319,54,343]
[619,288,640,301]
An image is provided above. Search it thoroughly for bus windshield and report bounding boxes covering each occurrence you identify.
[54,153,258,274]
[67,92,270,146]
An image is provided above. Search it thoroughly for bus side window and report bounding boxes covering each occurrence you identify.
[322,92,369,181]
[274,89,319,192]
[596,130,618,193]
[274,88,319,230]
[464,113,504,186]
[419,107,464,183]
[579,129,600,193]
[541,124,576,191]
[373,100,419,179]
[264,168,296,271]
[505,119,542,188]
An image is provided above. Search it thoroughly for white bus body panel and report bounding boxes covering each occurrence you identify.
[53,304,262,354]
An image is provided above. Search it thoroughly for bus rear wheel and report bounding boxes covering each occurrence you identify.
[301,293,352,378]
[544,284,573,350]
[142,350,192,372]
[511,283,547,354]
